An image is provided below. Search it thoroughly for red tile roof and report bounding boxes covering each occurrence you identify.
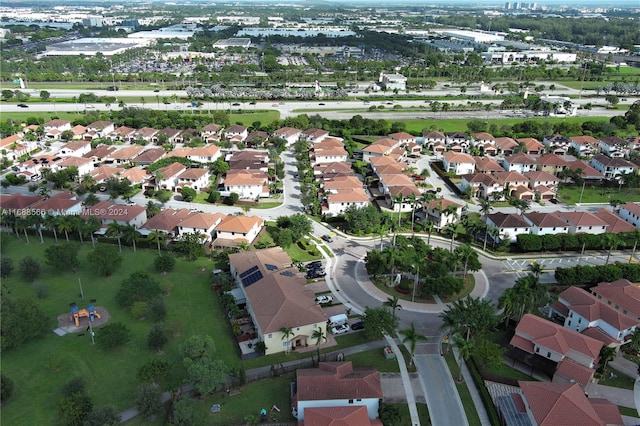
[302,405,382,426]
[594,208,636,233]
[591,279,640,319]
[554,358,597,387]
[296,362,382,402]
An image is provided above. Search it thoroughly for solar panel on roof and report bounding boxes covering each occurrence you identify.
[241,270,263,287]
[265,264,278,271]
[240,265,259,278]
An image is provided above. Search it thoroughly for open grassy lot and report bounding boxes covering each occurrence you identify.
[599,367,635,390]
[0,234,236,424]
[557,184,640,205]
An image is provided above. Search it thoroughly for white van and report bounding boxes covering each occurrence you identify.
[328,314,348,328]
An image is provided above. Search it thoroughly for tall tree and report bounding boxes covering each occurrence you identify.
[452,334,474,382]
[147,229,166,255]
[105,221,122,252]
[280,327,294,355]
[120,223,140,252]
[383,296,402,319]
[311,327,327,363]
[400,323,427,368]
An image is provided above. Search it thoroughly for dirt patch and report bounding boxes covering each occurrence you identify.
[57,306,111,333]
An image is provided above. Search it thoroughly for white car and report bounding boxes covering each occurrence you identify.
[315,295,333,305]
[331,324,349,335]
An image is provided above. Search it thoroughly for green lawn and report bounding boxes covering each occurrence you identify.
[557,184,640,205]
[0,234,237,424]
[444,353,482,426]
[618,406,639,418]
[599,368,635,390]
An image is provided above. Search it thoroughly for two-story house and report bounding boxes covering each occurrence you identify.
[224,170,269,199]
[155,162,187,191]
[599,136,628,158]
[485,212,530,243]
[501,153,538,174]
[272,127,302,146]
[175,212,225,242]
[83,200,148,229]
[442,151,475,175]
[323,188,369,216]
[617,202,640,229]
[556,211,609,235]
[213,215,264,247]
[591,279,640,322]
[176,168,210,191]
[523,212,570,236]
[570,135,599,157]
[590,154,636,180]
[225,125,249,143]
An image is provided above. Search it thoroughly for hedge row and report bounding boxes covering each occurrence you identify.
[516,231,639,253]
[468,357,501,426]
[554,263,640,288]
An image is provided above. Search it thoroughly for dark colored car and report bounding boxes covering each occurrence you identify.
[17,103,28,108]
[549,198,559,204]
[307,261,323,269]
[106,86,119,91]
[306,269,326,279]
[350,321,365,330]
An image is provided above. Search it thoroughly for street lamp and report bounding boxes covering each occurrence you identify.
[412,264,419,303]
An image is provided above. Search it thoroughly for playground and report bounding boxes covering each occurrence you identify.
[55,305,110,335]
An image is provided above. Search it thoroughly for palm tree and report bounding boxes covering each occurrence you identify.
[70,216,86,245]
[311,327,327,364]
[279,327,294,355]
[85,216,101,248]
[148,229,166,255]
[424,221,435,246]
[454,244,475,278]
[44,213,58,243]
[407,193,417,234]
[383,296,402,319]
[498,287,519,326]
[452,334,474,382]
[106,221,122,252]
[28,214,44,244]
[79,174,96,192]
[445,223,461,253]
[401,323,427,368]
[56,215,73,242]
[236,241,250,252]
[479,199,493,220]
[528,261,543,277]
[599,346,617,379]
[15,216,30,244]
[603,234,622,265]
[120,223,140,252]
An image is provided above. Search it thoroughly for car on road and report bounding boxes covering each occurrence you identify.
[272,103,279,107]
[249,101,256,105]
[318,102,325,105]
[314,295,333,305]
[321,235,334,243]
[350,321,365,330]
[153,89,160,92]
[331,324,349,335]
[107,86,119,91]
[232,102,241,106]
[17,103,28,108]
[307,261,323,269]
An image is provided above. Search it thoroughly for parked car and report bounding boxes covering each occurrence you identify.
[307,261,323,269]
[331,324,349,335]
[549,198,559,204]
[306,269,326,279]
[315,295,333,305]
[321,235,334,243]
[350,321,365,330]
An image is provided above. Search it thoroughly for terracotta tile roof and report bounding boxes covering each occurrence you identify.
[157,127,181,138]
[370,156,400,167]
[589,398,624,425]
[523,170,560,183]
[87,121,113,130]
[493,170,528,183]
[178,212,225,230]
[512,185,534,196]
[314,162,353,175]
[427,198,462,210]
[443,151,475,163]
[388,131,415,141]
[60,140,90,152]
[29,192,81,213]
[620,202,640,217]
[156,162,187,179]
[599,136,626,147]
[380,174,413,187]
[177,168,209,180]
[90,165,125,182]
[594,208,636,233]
[473,156,504,173]
[246,131,269,143]
[273,126,301,137]
[327,188,369,203]
[537,154,570,167]
[225,125,247,134]
[556,211,609,228]
[83,145,117,159]
[447,131,468,140]
[580,327,618,347]
[591,154,636,169]
[472,132,495,140]
[108,145,144,160]
[71,125,86,135]
[566,160,603,179]
[141,208,192,232]
[388,185,421,197]
[0,193,43,211]
[57,156,93,168]
[314,145,348,157]
[296,362,382,401]
[81,200,145,222]
[302,128,329,139]
[495,137,518,150]
[111,126,135,137]
[517,137,544,151]
[215,215,263,233]
[504,153,537,165]
[374,164,404,175]
[323,176,362,190]
[512,314,602,360]
[225,170,268,186]
[0,134,21,148]
[135,127,158,138]
[422,130,445,139]
[554,359,598,387]
[570,135,598,145]
[303,406,380,426]
[134,148,165,164]
[121,167,150,184]
[44,119,70,128]
[591,279,640,319]
[462,173,498,186]
[202,123,222,132]
[228,248,325,333]
[558,287,639,331]
[524,212,567,228]
[519,381,605,426]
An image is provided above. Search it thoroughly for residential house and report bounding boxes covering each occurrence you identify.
[224,170,269,199]
[155,162,187,191]
[591,279,640,322]
[510,314,603,387]
[224,125,248,143]
[595,208,637,234]
[301,406,382,426]
[56,156,94,176]
[0,135,24,161]
[590,154,636,180]
[176,168,210,191]
[133,127,158,143]
[617,202,640,229]
[201,123,223,143]
[556,211,609,235]
[442,151,475,175]
[0,193,44,216]
[227,247,326,356]
[109,126,136,143]
[565,160,604,181]
[44,119,71,136]
[446,132,469,148]
[120,167,150,185]
[518,381,623,426]
[85,121,115,139]
[524,212,569,235]
[599,136,628,158]
[388,131,415,145]
[213,215,264,247]
[322,175,363,193]
[90,165,124,183]
[313,162,353,178]
[517,137,544,155]
[523,170,560,191]
[369,156,404,177]
[139,208,193,238]
[301,128,329,144]
[549,286,638,348]
[485,212,530,242]
[83,200,147,229]
[471,132,496,145]
[105,145,144,165]
[186,145,222,163]
[19,155,62,175]
[362,138,399,162]
[228,150,270,172]
[501,153,538,174]
[69,125,87,140]
[312,139,348,164]
[385,185,422,213]
[323,188,369,216]
[570,136,599,157]
[83,145,118,165]
[28,192,83,217]
[134,148,165,166]
[175,212,225,242]
[58,140,91,157]
[423,130,446,153]
[495,137,519,156]
[293,362,383,422]
[272,126,302,146]
[493,171,530,199]
[536,154,569,176]
[542,134,572,155]
[460,173,501,200]
[425,198,463,230]
[245,131,269,148]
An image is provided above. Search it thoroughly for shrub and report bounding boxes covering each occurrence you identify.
[19,256,41,282]
[153,252,176,273]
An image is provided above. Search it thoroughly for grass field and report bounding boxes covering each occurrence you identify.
[0,234,236,424]
[557,184,640,205]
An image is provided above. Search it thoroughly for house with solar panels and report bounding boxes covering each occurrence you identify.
[228,248,327,356]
